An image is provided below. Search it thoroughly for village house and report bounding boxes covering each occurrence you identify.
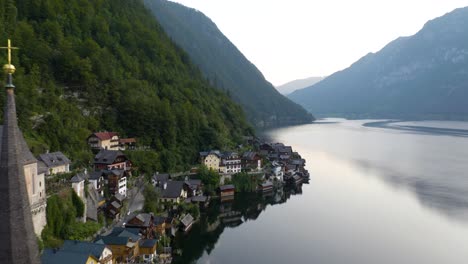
[180,213,194,232]
[220,152,242,174]
[184,178,203,197]
[160,181,188,204]
[93,150,131,172]
[106,193,125,220]
[199,150,221,171]
[103,169,128,197]
[86,183,106,222]
[71,173,87,222]
[95,227,142,263]
[242,151,262,171]
[87,132,120,151]
[138,239,158,263]
[41,240,113,264]
[152,173,171,187]
[71,173,86,199]
[37,151,71,176]
[125,213,168,237]
[219,184,235,198]
[119,138,137,150]
[88,171,106,196]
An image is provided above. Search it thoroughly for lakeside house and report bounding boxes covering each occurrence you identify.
[220,152,242,174]
[95,227,148,263]
[125,213,168,238]
[242,151,262,171]
[37,151,71,176]
[199,150,222,171]
[180,214,194,232]
[41,240,113,264]
[160,181,188,204]
[219,185,235,198]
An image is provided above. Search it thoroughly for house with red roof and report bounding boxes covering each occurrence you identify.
[88,132,120,151]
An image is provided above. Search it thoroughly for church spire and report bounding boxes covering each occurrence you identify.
[0,39,40,263]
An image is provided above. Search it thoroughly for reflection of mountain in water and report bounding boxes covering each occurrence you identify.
[173,185,304,264]
[352,159,468,223]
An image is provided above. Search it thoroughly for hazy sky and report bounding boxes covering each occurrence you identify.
[170,0,468,86]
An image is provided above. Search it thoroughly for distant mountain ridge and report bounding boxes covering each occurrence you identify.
[144,0,314,127]
[276,76,324,95]
[289,7,468,120]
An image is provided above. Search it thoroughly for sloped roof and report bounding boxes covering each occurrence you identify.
[162,181,185,198]
[119,138,136,144]
[89,132,118,141]
[0,84,40,262]
[71,173,86,183]
[41,249,92,264]
[61,240,107,259]
[199,150,221,158]
[38,151,70,168]
[139,239,157,248]
[219,184,235,191]
[242,151,259,160]
[153,173,170,183]
[94,150,126,165]
[180,214,194,227]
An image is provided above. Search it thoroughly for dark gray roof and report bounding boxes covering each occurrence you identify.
[219,184,235,191]
[162,181,185,198]
[113,193,125,202]
[153,173,170,183]
[94,150,125,165]
[222,151,238,158]
[0,84,40,263]
[126,213,152,227]
[96,227,140,245]
[185,179,202,190]
[110,201,122,209]
[139,239,157,248]
[61,240,107,259]
[199,150,221,157]
[38,151,70,168]
[242,151,259,160]
[71,173,86,183]
[41,249,92,264]
[89,171,104,180]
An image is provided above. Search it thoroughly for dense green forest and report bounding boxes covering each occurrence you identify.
[0,0,252,170]
[144,0,315,127]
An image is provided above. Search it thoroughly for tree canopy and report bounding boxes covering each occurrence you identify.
[0,0,253,171]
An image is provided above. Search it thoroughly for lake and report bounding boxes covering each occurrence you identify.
[175,119,468,264]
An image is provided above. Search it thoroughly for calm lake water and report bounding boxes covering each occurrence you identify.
[175,119,468,264]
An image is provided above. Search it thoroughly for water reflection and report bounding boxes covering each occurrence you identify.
[173,184,304,264]
[351,158,468,222]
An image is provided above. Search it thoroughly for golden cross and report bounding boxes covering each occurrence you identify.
[0,39,19,65]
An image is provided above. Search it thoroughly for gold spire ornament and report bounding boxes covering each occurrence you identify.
[0,39,19,74]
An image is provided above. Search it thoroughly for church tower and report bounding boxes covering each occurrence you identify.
[0,39,41,263]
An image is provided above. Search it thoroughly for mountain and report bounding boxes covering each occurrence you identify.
[0,0,252,171]
[289,7,468,120]
[276,76,324,95]
[143,0,314,127]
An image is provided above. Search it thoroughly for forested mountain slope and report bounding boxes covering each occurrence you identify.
[0,0,252,171]
[144,0,314,127]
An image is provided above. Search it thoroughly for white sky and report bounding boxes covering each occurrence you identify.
[170,0,468,86]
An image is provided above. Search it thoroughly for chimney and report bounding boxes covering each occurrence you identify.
[163,182,167,190]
